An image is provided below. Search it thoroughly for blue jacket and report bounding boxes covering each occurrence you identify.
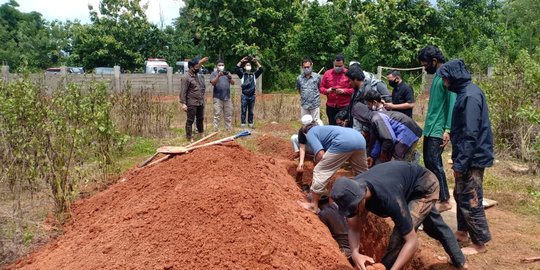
[369,111,422,160]
[437,60,494,172]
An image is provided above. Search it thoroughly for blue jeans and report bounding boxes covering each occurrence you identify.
[423,136,450,202]
[382,172,465,269]
[454,168,491,245]
[241,95,255,125]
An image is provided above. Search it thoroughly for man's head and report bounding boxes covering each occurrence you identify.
[188,57,200,73]
[386,69,401,88]
[436,59,472,91]
[333,54,345,74]
[349,60,361,68]
[417,46,446,75]
[345,65,365,89]
[331,177,368,218]
[335,110,349,127]
[302,58,313,76]
[365,90,383,111]
[216,59,225,72]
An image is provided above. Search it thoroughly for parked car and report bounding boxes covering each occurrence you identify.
[94,67,115,75]
[68,67,84,74]
[45,67,61,74]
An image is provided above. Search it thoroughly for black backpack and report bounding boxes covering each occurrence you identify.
[241,73,256,96]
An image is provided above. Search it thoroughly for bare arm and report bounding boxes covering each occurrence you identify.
[390,230,419,270]
[348,215,374,270]
[297,144,306,171]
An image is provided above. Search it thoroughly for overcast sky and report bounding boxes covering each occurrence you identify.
[0,0,184,26]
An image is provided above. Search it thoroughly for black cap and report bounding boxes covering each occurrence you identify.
[331,177,367,218]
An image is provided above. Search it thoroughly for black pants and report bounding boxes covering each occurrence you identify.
[186,105,204,139]
[326,105,347,125]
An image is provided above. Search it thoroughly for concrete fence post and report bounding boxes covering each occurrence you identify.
[1,65,8,83]
[167,66,173,94]
[114,65,121,92]
[487,66,494,80]
[60,66,67,75]
[256,75,262,95]
[376,66,383,80]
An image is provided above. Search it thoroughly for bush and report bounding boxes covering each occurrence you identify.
[0,77,124,217]
[480,50,540,166]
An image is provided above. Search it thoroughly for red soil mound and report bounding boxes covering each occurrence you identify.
[256,134,295,160]
[10,144,353,270]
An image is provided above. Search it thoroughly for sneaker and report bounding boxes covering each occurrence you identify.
[241,124,246,128]
[248,124,254,129]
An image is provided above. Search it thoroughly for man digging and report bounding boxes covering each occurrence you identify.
[331,161,467,270]
[298,122,368,213]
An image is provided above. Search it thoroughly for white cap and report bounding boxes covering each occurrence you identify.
[301,115,313,125]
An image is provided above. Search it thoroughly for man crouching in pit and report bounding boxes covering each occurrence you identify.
[331,161,467,270]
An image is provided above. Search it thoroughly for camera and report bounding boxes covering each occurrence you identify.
[222,71,229,76]
[246,56,253,62]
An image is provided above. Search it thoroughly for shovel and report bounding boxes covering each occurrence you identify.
[137,132,218,168]
[141,130,252,168]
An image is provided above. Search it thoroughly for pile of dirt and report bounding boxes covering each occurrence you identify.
[256,134,295,160]
[10,144,353,270]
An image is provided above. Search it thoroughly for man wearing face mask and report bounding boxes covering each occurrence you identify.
[236,56,263,128]
[296,58,321,120]
[384,69,415,118]
[320,54,354,125]
[180,56,209,141]
[417,46,456,213]
[210,59,235,131]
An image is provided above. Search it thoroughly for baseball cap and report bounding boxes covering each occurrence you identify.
[301,115,313,125]
[331,177,367,218]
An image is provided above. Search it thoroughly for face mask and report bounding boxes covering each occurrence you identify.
[389,79,398,87]
[425,62,437,74]
[218,65,225,72]
[192,67,200,73]
[371,105,377,111]
[334,66,343,73]
[245,65,252,71]
[303,67,312,75]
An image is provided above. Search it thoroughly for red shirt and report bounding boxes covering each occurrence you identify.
[319,68,354,108]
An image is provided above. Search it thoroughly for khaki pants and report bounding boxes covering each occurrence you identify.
[213,98,233,131]
[301,107,320,121]
[311,150,368,194]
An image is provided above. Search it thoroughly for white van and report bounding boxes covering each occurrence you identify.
[145,58,169,74]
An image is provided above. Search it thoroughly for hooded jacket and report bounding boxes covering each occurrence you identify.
[437,60,494,172]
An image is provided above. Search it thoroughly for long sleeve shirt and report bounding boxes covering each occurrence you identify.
[319,68,354,108]
[179,71,205,106]
[423,75,456,138]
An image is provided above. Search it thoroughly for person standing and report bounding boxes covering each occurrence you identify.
[384,69,415,118]
[180,56,209,141]
[210,60,235,131]
[438,59,494,256]
[417,46,455,212]
[331,161,466,270]
[235,56,263,128]
[296,58,321,120]
[320,54,353,125]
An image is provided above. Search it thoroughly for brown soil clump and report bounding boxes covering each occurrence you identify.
[10,144,353,270]
[256,134,295,160]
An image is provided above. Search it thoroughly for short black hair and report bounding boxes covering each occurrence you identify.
[302,58,312,65]
[386,69,401,77]
[188,57,200,68]
[215,59,224,65]
[346,66,365,81]
[417,46,446,63]
[364,90,382,103]
[335,54,345,62]
[335,110,349,121]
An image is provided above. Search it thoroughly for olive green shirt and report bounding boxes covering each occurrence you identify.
[423,75,456,138]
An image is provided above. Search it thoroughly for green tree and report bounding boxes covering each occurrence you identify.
[346,0,440,71]
[69,0,168,71]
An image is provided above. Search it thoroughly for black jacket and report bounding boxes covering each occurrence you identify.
[437,60,494,172]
